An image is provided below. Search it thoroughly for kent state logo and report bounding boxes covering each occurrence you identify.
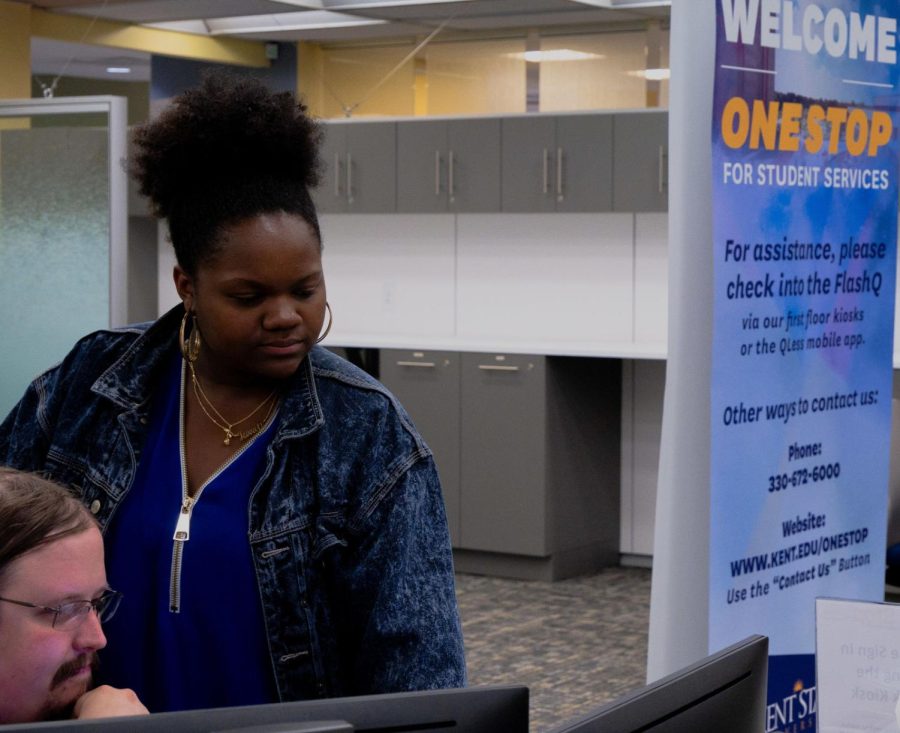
[767,679,817,733]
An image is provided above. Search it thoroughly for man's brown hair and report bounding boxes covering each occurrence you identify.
[0,468,96,587]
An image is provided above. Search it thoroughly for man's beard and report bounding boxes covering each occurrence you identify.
[40,653,100,721]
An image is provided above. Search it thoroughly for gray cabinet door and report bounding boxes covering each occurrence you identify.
[446,118,501,212]
[460,353,547,556]
[397,120,447,212]
[379,349,461,546]
[312,122,396,213]
[613,111,668,212]
[556,114,613,212]
[502,115,613,212]
[397,120,500,212]
[501,116,556,212]
[313,124,347,214]
[344,122,396,213]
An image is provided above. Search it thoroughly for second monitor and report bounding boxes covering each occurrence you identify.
[546,634,768,733]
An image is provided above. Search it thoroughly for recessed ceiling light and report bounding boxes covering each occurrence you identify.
[106,67,132,74]
[509,50,604,63]
[627,67,670,80]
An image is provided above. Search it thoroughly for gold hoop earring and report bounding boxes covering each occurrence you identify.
[180,310,201,363]
[316,302,333,344]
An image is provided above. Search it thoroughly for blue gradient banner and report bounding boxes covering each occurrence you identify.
[710,2,900,730]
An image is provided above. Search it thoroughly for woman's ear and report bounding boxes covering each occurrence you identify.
[173,265,194,311]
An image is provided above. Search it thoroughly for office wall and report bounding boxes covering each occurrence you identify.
[541,30,670,111]
[30,76,149,126]
[305,27,670,119]
[421,38,526,117]
[150,44,297,116]
[316,42,417,118]
[0,0,31,128]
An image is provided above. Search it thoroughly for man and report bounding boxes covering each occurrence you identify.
[0,467,148,723]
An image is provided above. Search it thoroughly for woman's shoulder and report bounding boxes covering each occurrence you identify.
[26,327,135,386]
[308,347,384,392]
[306,347,425,448]
[36,313,177,406]
[50,322,153,382]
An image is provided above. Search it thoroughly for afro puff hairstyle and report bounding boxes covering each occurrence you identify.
[131,71,323,275]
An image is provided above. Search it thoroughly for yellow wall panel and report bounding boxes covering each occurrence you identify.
[0,0,31,102]
[320,44,416,118]
[298,42,326,117]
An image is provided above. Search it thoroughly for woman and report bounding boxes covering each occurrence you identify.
[0,73,466,712]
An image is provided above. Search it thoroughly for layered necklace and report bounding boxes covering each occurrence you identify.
[187,361,278,446]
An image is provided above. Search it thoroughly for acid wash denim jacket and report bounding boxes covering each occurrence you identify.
[0,307,466,701]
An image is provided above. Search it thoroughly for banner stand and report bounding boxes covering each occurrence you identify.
[646,0,717,683]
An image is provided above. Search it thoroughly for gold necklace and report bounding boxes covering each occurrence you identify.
[188,362,277,446]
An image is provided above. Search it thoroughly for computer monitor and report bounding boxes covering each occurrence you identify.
[546,635,768,733]
[2,685,528,733]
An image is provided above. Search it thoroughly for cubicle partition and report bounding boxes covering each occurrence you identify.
[0,96,127,418]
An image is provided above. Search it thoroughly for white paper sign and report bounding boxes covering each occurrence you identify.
[817,598,900,733]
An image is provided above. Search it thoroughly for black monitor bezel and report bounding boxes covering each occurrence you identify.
[546,634,768,733]
[1,684,528,733]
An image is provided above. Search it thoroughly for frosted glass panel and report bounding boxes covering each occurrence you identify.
[0,126,109,418]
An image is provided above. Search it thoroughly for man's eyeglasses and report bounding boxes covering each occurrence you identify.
[0,589,123,629]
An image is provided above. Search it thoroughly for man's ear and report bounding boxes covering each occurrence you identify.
[173,265,194,311]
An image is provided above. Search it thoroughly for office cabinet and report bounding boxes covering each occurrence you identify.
[382,349,621,580]
[620,360,664,560]
[396,118,501,212]
[613,111,668,212]
[459,353,548,555]
[313,112,667,215]
[314,121,396,213]
[501,114,614,212]
[379,349,461,546]
[459,353,620,574]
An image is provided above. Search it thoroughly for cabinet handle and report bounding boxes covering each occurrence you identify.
[658,145,667,193]
[448,149,455,203]
[346,152,354,205]
[542,148,549,194]
[478,364,520,372]
[556,147,564,202]
[333,152,341,197]
[434,150,441,195]
[396,361,436,368]
[447,150,456,203]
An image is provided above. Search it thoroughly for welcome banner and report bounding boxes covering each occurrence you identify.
[710,1,900,730]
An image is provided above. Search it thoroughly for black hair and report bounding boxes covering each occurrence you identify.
[131,72,323,275]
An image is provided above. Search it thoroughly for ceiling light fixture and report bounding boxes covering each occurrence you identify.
[509,49,604,63]
[106,66,132,74]
[627,67,670,80]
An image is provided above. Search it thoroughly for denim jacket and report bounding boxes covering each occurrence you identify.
[0,307,466,701]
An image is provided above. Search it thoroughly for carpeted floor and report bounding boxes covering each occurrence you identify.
[455,566,652,732]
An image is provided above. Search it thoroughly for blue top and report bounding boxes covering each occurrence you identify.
[100,353,279,712]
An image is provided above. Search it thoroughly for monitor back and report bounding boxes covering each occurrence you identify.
[2,685,528,733]
[547,635,768,733]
